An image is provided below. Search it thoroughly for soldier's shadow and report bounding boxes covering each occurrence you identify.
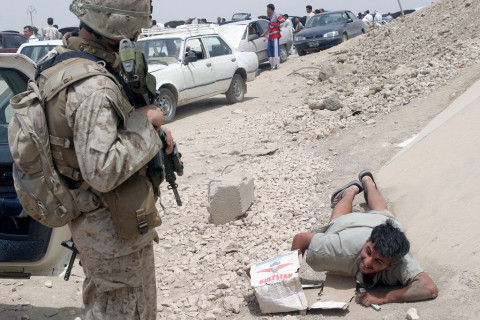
[0,304,84,320]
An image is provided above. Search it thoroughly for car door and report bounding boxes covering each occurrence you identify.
[181,37,216,100]
[346,11,362,36]
[244,22,267,62]
[0,53,71,279]
[255,20,269,61]
[202,36,238,92]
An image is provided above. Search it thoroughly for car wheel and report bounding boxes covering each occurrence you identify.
[280,45,288,63]
[226,74,245,104]
[154,88,177,123]
[342,33,348,43]
[298,50,306,56]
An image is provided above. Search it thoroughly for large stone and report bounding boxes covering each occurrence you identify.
[323,97,344,111]
[223,296,242,314]
[207,170,254,225]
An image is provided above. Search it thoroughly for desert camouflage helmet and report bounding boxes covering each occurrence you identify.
[70,0,152,40]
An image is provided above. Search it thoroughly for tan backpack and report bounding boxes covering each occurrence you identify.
[8,55,119,227]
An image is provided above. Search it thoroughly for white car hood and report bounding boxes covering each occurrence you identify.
[0,53,36,78]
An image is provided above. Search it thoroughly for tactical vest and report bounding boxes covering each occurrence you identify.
[36,47,161,239]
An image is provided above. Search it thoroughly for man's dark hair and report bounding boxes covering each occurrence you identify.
[283,14,289,18]
[370,219,410,263]
[267,4,275,11]
[314,9,320,14]
[366,10,370,14]
[24,25,33,32]
[306,5,312,10]
[152,19,157,25]
[47,17,54,25]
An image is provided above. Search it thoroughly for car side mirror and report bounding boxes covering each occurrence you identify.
[248,34,259,41]
[184,52,198,65]
[347,18,353,23]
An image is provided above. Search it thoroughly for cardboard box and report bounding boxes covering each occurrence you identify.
[249,250,356,314]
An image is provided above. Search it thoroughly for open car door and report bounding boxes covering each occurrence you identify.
[0,53,71,279]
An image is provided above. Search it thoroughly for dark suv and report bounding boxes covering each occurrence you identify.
[0,32,28,53]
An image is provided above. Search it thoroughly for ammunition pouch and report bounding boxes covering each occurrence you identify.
[103,169,162,240]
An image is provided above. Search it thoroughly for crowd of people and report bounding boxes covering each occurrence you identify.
[23,17,62,42]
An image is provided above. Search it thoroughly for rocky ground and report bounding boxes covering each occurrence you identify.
[1,0,480,319]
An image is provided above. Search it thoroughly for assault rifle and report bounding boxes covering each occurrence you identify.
[119,38,184,206]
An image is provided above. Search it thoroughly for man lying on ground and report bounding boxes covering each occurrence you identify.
[291,170,438,307]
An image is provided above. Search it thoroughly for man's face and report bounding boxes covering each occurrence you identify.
[306,8,312,14]
[359,239,394,275]
[23,28,33,38]
[267,7,274,17]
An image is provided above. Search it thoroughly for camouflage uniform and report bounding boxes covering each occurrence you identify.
[63,34,162,319]
[43,25,61,40]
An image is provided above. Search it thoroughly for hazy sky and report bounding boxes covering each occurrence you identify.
[1,0,435,33]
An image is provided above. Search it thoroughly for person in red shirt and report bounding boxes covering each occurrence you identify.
[260,3,284,70]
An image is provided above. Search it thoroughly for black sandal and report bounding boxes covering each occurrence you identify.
[358,170,377,205]
[330,180,363,208]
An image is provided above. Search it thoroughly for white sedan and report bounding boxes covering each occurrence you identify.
[137,30,258,122]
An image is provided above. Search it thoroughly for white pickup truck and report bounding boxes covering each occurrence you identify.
[138,27,259,122]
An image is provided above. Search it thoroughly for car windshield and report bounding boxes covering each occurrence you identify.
[20,45,58,62]
[305,13,346,28]
[138,38,182,66]
[0,68,28,144]
[0,34,27,49]
[232,13,250,20]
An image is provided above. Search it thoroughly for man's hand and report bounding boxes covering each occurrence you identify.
[136,104,164,132]
[291,233,315,256]
[357,273,438,306]
[356,290,387,306]
[161,126,174,155]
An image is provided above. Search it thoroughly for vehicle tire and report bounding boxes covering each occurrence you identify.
[226,74,246,104]
[342,33,348,43]
[154,88,177,123]
[298,50,306,56]
[280,45,288,63]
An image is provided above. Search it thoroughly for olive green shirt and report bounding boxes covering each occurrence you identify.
[306,210,423,288]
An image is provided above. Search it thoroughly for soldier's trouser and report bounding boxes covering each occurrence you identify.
[80,243,157,320]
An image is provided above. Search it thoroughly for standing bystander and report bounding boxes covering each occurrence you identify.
[260,3,285,70]
[43,17,61,40]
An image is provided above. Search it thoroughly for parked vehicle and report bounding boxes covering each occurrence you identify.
[0,32,28,53]
[218,19,293,65]
[138,27,258,122]
[294,10,365,56]
[232,13,251,21]
[17,40,63,62]
[0,53,71,278]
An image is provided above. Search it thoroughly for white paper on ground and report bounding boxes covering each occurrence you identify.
[310,301,347,309]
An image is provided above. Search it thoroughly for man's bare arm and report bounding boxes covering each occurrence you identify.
[291,233,315,256]
[357,272,438,306]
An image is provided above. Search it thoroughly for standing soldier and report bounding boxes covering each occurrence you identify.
[43,17,61,40]
[39,1,172,318]
[260,3,285,70]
